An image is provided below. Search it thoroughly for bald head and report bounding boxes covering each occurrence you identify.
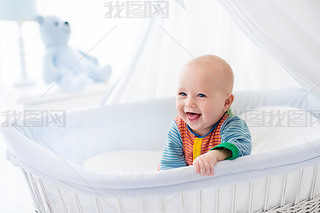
[181,55,234,94]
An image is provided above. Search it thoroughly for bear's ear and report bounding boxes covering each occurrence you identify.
[35,16,44,25]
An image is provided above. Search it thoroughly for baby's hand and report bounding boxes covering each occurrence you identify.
[193,150,231,176]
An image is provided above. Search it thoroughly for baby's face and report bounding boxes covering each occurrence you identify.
[176,62,230,136]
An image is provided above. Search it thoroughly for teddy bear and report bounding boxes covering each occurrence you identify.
[36,16,112,92]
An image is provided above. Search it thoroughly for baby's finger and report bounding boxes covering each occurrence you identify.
[210,164,214,176]
[194,160,200,173]
[202,160,210,176]
[197,159,205,176]
[211,159,219,176]
[208,161,214,176]
[204,161,211,176]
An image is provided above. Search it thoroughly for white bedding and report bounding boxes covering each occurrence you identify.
[244,106,320,154]
[83,106,320,173]
[83,150,162,173]
[2,90,320,212]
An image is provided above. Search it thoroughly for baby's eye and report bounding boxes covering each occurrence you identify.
[178,92,187,96]
[198,93,207,98]
[54,22,59,26]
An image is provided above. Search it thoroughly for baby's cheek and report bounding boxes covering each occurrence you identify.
[176,102,183,110]
[177,106,185,117]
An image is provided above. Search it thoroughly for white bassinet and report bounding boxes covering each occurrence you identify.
[2,88,320,213]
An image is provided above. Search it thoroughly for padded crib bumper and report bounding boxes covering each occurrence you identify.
[2,125,320,198]
[2,89,320,212]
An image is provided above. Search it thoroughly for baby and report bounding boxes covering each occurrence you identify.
[160,55,252,176]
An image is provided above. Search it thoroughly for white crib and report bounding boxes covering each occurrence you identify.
[2,88,320,212]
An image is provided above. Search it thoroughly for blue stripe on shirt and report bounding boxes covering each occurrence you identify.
[160,115,252,170]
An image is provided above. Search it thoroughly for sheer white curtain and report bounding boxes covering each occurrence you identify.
[0,1,141,211]
[105,0,301,104]
[217,0,320,97]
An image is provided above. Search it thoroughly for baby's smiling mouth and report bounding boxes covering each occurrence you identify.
[186,112,201,122]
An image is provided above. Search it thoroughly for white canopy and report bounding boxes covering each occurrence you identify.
[218,0,320,97]
[102,0,320,104]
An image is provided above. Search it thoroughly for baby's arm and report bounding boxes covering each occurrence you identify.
[160,120,187,170]
[193,149,232,176]
[194,116,251,176]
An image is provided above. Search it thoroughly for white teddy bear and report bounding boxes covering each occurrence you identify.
[37,16,112,92]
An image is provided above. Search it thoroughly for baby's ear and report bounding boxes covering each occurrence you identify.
[224,94,234,110]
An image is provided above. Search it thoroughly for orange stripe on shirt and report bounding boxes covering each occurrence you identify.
[174,113,229,166]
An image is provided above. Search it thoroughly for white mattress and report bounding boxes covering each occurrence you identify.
[83,106,320,174]
[83,150,162,173]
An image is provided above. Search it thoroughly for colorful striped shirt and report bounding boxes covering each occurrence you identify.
[160,112,252,170]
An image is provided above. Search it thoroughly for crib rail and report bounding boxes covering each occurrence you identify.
[21,162,320,213]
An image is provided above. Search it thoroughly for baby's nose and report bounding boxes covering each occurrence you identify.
[185,97,196,108]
